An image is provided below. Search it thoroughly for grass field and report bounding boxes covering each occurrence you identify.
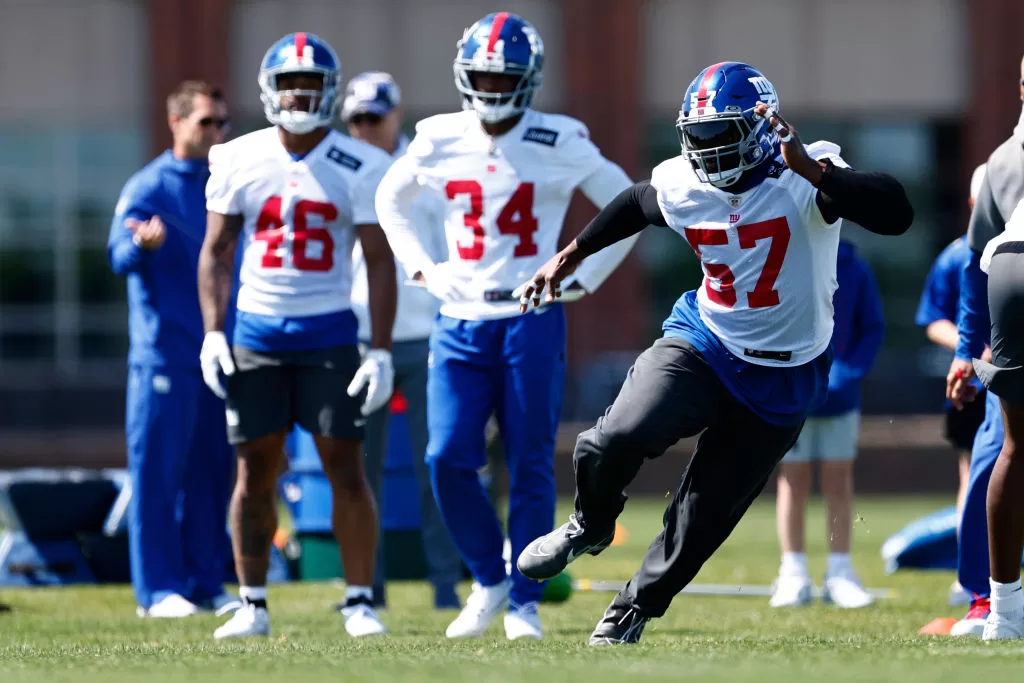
[0,495,1015,682]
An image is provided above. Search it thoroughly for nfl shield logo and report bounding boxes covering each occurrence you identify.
[728,196,741,207]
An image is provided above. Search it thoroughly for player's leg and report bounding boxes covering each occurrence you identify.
[296,344,385,637]
[181,376,239,613]
[125,365,195,617]
[975,247,1024,640]
[426,316,507,638]
[213,348,291,639]
[951,391,1003,636]
[518,337,724,581]
[771,425,814,608]
[818,411,873,608]
[589,397,802,645]
[358,366,390,609]
[398,338,462,609]
[496,305,566,639]
[948,393,986,606]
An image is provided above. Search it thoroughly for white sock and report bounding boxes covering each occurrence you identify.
[345,585,373,604]
[780,552,808,578]
[827,553,853,577]
[990,578,1024,619]
[239,586,267,608]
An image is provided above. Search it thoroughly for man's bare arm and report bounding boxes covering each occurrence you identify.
[199,212,243,333]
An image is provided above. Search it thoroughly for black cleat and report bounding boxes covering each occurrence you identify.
[516,512,614,581]
[588,600,649,646]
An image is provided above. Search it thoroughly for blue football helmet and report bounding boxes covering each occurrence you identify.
[258,32,342,134]
[676,62,781,189]
[453,12,544,123]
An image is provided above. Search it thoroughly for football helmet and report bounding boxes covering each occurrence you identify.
[453,12,544,124]
[676,62,780,189]
[259,32,341,134]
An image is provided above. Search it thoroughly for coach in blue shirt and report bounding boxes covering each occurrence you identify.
[108,81,239,618]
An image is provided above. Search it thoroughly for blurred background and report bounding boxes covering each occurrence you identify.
[1,0,1022,488]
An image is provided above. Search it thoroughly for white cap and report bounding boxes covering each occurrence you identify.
[970,163,987,202]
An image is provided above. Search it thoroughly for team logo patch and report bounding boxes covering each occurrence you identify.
[326,146,363,171]
[729,213,741,224]
[522,127,558,146]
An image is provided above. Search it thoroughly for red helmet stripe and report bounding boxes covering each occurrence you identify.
[696,61,728,104]
[486,12,510,53]
[294,32,307,59]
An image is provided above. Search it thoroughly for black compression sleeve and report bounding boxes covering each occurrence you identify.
[574,180,668,255]
[814,159,914,235]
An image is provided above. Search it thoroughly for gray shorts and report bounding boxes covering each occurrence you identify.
[975,242,1024,406]
[225,344,364,445]
[783,410,860,463]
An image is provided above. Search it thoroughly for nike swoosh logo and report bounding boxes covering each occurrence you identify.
[528,543,553,558]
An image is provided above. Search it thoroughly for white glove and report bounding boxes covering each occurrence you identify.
[346,348,395,416]
[200,331,235,399]
[420,262,474,303]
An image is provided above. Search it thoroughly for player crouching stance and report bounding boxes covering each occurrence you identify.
[198,32,397,639]
[516,62,913,645]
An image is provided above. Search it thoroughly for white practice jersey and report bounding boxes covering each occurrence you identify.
[375,109,638,321]
[651,141,849,366]
[206,127,392,318]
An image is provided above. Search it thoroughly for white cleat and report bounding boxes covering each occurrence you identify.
[210,593,243,617]
[341,600,388,637]
[950,598,990,636]
[445,579,512,638]
[141,594,199,618]
[214,604,271,639]
[769,575,813,608]
[949,581,972,607]
[822,572,874,609]
[504,602,543,640]
[982,614,1024,641]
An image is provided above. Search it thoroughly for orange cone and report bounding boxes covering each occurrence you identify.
[611,522,628,546]
[918,617,957,635]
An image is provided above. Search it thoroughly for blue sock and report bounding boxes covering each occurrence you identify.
[429,458,507,587]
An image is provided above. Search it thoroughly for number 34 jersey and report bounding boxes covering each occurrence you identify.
[652,141,850,367]
[375,109,636,321]
[206,127,392,319]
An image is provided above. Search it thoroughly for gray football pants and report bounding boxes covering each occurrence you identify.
[572,336,805,617]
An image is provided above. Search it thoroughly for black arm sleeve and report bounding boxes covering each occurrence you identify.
[814,159,914,235]
[574,180,668,256]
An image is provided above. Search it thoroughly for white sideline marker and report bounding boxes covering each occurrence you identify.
[573,580,893,600]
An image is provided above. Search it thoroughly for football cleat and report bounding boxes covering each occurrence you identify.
[504,601,543,640]
[950,596,990,636]
[214,604,271,639]
[517,512,614,581]
[445,579,512,638]
[589,598,649,646]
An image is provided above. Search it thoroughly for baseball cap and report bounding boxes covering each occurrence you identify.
[341,71,401,121]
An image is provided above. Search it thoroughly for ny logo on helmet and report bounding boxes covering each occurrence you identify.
[748,76,778,105]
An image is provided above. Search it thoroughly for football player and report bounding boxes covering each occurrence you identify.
[517,61,913,645]
[197,32,397,639]
[374,12,639,640]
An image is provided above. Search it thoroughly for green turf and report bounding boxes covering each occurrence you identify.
[0,496,1010,683]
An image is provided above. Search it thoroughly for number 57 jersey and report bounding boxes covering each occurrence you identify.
[376,109,636,321]
[653,141,850,367]
[206,127,392,319]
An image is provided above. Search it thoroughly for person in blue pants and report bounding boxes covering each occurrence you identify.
[108,81,239,618]
[916,164,989,607]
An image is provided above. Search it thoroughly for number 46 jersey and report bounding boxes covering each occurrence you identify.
[375,109,638,321]
[653,141,850,367]
[206,127,392,319]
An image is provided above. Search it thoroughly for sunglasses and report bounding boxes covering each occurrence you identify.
[350,113,384,126]
[199,116,230,130]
